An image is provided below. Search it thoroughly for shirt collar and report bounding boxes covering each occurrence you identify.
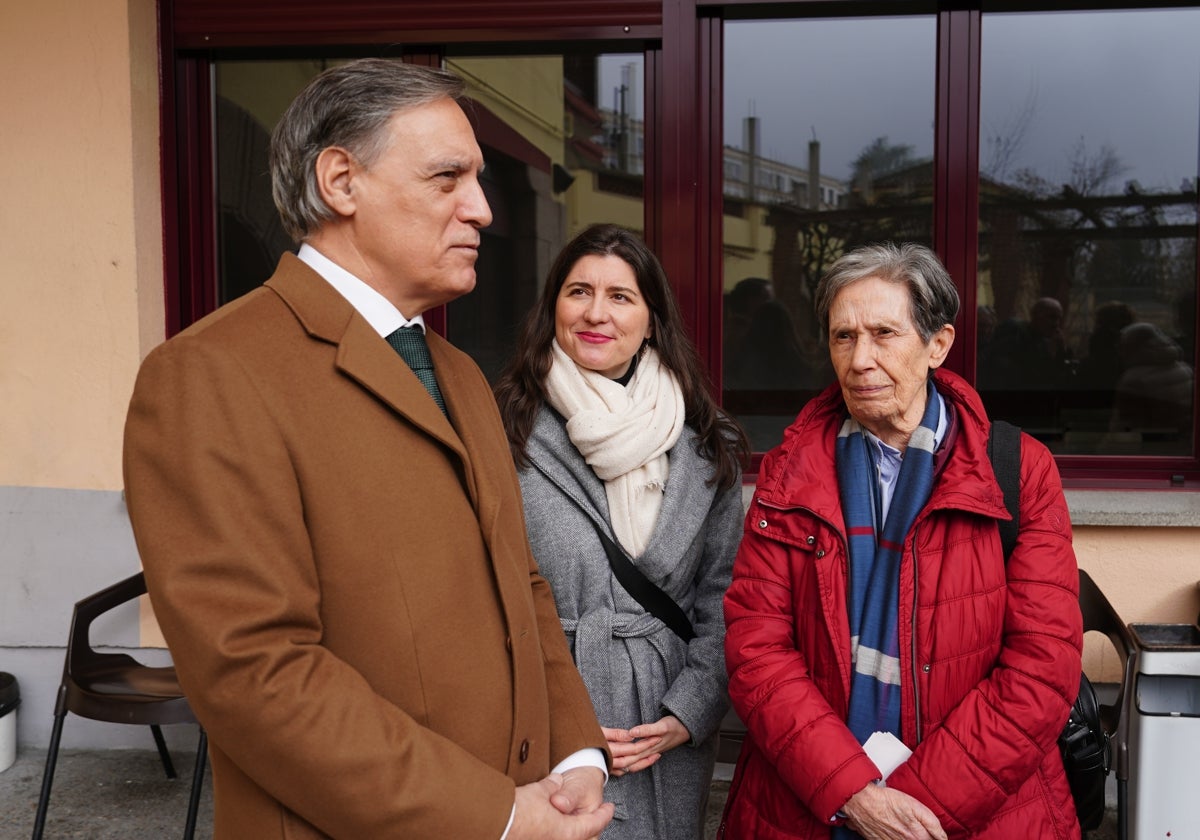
[297,243,424,338]
[862,386,948,463]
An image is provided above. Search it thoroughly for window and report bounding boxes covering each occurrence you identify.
[721,15,937,451]
[165,0,1200,483]
[978,8,1199,460]
[442,52,645,378]
[212,50,645,381]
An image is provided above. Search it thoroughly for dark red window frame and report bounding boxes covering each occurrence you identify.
[159,0,1200,485]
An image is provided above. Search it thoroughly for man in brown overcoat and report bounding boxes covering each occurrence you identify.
[123,59,612,839]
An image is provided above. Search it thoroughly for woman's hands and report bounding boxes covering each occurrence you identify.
[603,715,691,777]
[842,782,947,840]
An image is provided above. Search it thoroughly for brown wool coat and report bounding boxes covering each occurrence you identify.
[123,254,605,839]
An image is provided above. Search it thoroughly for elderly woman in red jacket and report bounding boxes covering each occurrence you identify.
[720,243,1083,840]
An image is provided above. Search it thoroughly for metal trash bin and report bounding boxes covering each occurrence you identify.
[1127,622,1200,838]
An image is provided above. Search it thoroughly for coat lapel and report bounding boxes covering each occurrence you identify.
[425,330,501,534]
[640,436,717,581]
[526,406,716,590]
[265,254,467,461]
[527,408,612,526]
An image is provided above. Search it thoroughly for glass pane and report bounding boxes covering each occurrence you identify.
[214,52,645,380]
[979,10,1199,457]
[443,53,645,379]
[722,17,936,451]
[215,60,320,302]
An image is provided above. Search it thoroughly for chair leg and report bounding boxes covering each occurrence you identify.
[183,727,208,840]
[150,724,178,779]
[1116,777,1128,840]
[31,708,67,840]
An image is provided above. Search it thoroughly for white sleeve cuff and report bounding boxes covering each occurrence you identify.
[552,747,609,782]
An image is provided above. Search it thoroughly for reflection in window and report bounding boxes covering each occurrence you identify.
[979,9,1199,457]
[216,60,324,303]
[443,53,645,379]
[213,53,644,380]
[721,17,936,451]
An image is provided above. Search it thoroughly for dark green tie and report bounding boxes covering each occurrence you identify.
[386,325,447,416]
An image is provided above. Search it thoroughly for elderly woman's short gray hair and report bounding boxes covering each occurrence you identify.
[269,59,467,242]
[814,242,960,342]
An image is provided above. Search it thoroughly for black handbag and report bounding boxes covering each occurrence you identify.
[589,519,696,643]
[1058,673,1110,831]
[989,421,1110,831]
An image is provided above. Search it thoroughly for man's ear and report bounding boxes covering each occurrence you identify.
[315,146,357,218]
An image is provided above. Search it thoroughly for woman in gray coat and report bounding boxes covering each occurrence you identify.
[495,223,749,839]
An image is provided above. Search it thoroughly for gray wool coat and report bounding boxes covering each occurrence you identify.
[519,407,744,840]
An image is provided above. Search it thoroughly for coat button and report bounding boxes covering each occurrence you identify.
[922,664,931,673]
[816,550,825,558]
[758,519,768,529]
[806,536,816,545]
[519,739,530,762]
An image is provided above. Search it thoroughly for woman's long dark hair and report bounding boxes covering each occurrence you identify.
[494,223,749,491]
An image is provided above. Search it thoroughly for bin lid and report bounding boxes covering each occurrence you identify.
[1131,624,1200,676]
[1131,623,1200,650]
[0,672,18,716]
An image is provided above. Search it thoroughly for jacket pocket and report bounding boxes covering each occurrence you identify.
[747,498,824,552]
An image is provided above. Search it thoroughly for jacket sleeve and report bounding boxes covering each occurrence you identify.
[496,435,611,770]
[124,337,518,839]
[724,486,881,823]
[660,477,742,744]
[885,435,1083,837]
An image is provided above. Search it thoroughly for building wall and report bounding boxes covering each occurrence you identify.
[1074,523,1200,680]
[1,1,1197,754]
[0,0,189,752]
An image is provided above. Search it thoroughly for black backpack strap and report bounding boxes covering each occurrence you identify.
[987,420,1022,561]
[593,524,697,642]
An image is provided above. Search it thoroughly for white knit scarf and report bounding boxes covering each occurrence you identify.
[544,339,686,557]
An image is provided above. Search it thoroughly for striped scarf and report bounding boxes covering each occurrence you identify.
[835,383,941,803]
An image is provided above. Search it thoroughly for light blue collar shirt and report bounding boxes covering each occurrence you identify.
[863,391,948,524]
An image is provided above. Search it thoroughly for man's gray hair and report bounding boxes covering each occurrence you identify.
[269,58,467,242]
[814,242,960,342]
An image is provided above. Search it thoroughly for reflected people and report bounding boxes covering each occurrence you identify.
[980,296,1074,390]
[721,243,1083,839]
[495,223,750,840]
[726,299,808,390]
[1110,321,1194,441]
[723,276,773,378]
[1077,300,1135,394]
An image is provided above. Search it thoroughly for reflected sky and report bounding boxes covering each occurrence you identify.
[723,10,1200,191]
[725,16,936,181]
[982,9,1199,192]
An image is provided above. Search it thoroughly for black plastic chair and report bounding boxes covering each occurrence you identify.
[31,572,207,840]
[1078,568,1136,840]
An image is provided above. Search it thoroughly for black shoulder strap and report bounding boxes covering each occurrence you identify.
[592,523,697,642]
[987,420,1022,561]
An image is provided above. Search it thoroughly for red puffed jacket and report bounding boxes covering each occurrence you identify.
[720,369,1083,840]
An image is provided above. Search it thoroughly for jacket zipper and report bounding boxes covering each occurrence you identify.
[910,523,922,746]
[755,497,854,712]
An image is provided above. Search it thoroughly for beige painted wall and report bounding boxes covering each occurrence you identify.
[0,0,162,492]
[1076,525,1200,680]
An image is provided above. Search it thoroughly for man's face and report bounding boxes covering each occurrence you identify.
[346,98,492,316]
